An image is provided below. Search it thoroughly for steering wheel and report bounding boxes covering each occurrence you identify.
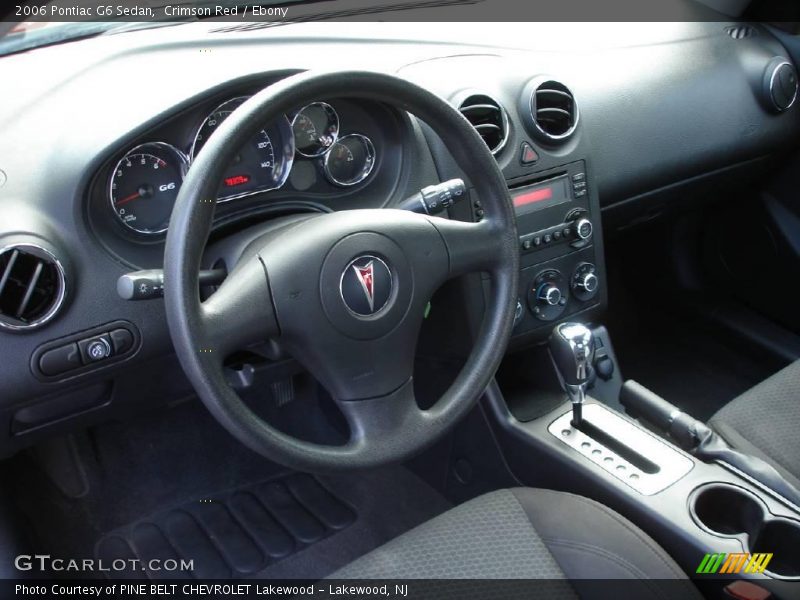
[164,70,519,471]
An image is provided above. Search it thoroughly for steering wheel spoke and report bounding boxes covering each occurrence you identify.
[200,257,279,358]
[337,379,428,457]
[429,216,509,278]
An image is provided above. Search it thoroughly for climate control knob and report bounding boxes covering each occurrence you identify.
[575,271,598,293]
[572,262,599,302]
[537,283,562,306]
[528,269,568,321]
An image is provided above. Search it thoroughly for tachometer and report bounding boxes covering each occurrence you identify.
[191,96,294,201]
[109,142,187,235]
[324,134,376,187]
[291,102,339,157]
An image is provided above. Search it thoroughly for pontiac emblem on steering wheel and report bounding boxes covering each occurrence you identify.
[340,255,392,316]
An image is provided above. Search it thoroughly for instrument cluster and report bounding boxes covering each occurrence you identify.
[107,96,380,236]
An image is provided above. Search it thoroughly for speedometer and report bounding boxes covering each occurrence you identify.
[190,96,294,201]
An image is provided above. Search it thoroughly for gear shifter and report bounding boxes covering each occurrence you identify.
[549,323,595,427]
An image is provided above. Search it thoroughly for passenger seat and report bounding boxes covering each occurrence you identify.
[709,360,800,491]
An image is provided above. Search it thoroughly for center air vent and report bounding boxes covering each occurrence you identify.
[526,79,579,142]
[457,94,509,155]
[0,244,66,331]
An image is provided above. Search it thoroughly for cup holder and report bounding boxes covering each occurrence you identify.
[691,484,765,537]
[690,483,800,578]
[751,519,800,578]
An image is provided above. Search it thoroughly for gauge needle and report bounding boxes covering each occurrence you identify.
[115,191,141,206]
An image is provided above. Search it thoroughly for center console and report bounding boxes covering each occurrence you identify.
[486,325,800,598]
[472,159,606,341]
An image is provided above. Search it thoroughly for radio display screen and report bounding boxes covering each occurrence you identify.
[512,175,571,215]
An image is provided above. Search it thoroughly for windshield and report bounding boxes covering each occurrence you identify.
[0,0,300,57]
[0,21,158,57]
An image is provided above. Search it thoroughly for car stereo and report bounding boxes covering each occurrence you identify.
[512,173,572,215]
[473,159,605,338]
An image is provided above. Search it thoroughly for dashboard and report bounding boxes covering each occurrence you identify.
[0,20,799,457]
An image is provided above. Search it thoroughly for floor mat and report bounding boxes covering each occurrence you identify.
[10,401,451,580]
[88,467,450,581]
[253,468,451,579]
[95,473,356,579]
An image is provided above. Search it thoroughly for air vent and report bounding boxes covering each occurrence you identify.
[725,25,757,40]
[0,244,66,331]
[457,94,509,155]
[529,80,578,142]
[763,57,798,113]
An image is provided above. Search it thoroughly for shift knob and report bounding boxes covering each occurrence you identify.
[550,322,594,385]
[549,322,595,426]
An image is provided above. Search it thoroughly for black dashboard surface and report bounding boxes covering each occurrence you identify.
[0,21,798,454]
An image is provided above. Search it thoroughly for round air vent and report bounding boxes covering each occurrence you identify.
[763,57,798,113]
[524,79,579,143]
[457,93,509,155]
[0,244,66,331]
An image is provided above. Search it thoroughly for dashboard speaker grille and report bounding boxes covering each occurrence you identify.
[531,80,578,141]
[0,244,65,331]
[457,94,509,155]
[725,25,757,39]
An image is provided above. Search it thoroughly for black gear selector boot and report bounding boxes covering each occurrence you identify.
[549,322,595,427]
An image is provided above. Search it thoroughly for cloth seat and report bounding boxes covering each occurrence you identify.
[331,487,701,600]
[709,360,800,491]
